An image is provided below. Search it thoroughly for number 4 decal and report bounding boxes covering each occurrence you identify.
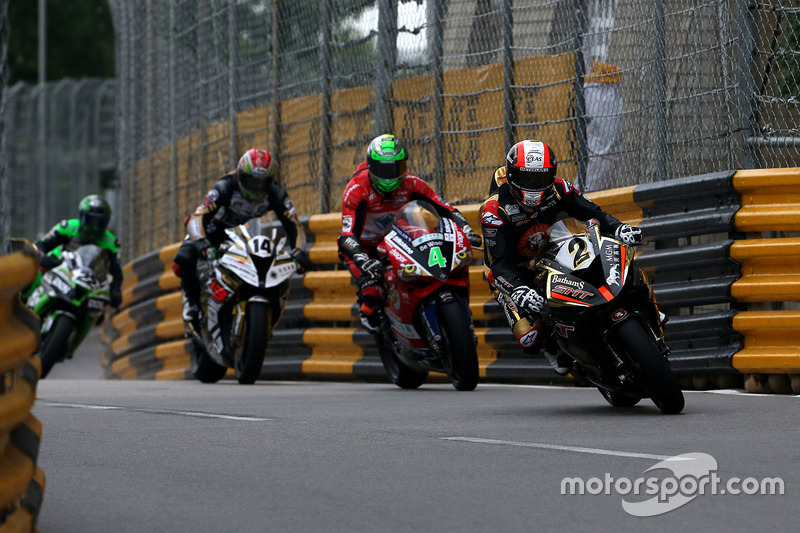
[428,246,446,268]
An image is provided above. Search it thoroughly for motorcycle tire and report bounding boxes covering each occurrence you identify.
[374,324,427,390]
[39,314,76,379]
[438,300,479,391]
[599,388,641,408]
[190,337,227,383]
[235,302,270,385]
[616,319,684,414]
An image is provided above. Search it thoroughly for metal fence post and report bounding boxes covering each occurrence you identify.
[271,0,282,175]
[169,0,179,241]
[38,0,47,236]
[502,0,515,154]
[736,0,760,168]
[571,0,588,190]
[429,0,444,195]
[653,0,668,181]
[319,0,332,212]
[374,0,397,136]
[0,0,9,249]
[228,0,239,167]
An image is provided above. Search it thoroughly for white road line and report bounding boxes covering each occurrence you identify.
[442,436,685,461]
[36,401,273,422]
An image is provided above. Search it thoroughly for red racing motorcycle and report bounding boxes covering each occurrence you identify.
[371,200,479,391]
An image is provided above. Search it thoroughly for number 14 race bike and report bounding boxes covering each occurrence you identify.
[370,201,480,391]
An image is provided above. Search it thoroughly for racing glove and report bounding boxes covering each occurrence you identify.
[39,254,63,270]
[614,224,643,245]
[195,238,217,260]
[463,224,483,247]
[290,248,314,274]
[509,285,546,316]
[356,258,384,290]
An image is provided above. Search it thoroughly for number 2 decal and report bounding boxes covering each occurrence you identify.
[568,238,592,269]
[428,246,446,268]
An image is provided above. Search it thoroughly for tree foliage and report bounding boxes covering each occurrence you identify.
[8,0,114,84]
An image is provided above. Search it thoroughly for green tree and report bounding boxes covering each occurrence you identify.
[8,0,114,84]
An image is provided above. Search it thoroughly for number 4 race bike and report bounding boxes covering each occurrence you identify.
[189,225,297,385]
[27,244,112,378]
[371,200,480,391]
[530,218,684,414]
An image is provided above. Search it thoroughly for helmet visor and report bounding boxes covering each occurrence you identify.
[239,173,271,200]
[369,159,406,193]
[80,212,110,238]
[514,169,553,190]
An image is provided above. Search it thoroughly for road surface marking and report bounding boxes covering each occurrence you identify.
[37,401,273,422]
[442,436,684,461]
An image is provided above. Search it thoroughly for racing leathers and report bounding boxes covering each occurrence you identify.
[173,174,307,330]
[480,167,636,370]
[339,162,480,331]
[30,219,124,307]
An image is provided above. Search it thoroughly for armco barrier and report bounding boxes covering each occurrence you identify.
[0,241,45,531]
[102,169,800,393]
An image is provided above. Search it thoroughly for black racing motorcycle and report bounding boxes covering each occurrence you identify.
[530,218,684,414]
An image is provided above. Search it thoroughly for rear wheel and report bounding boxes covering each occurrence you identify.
[235,302,270,384]
[615,319,684,414]
[599,388,641,408]
[438,300,479,391]
[375,317,427,389]
[39,314,76,379]
[190,337,227,383]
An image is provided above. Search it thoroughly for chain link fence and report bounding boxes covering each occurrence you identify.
[4,79,117,242]
[3,1,798,259]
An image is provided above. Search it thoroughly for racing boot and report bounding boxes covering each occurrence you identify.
[543,334,572,376]
[359,303,382,334]
[180,277,203,337]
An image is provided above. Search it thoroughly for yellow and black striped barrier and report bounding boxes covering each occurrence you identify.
[101,169,800,393]
[0,241,45,531]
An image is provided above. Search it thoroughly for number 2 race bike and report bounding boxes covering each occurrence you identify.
[27,244,112,378]
[189,225,297,384]
[371,201,480,391]
[530,218,684,414]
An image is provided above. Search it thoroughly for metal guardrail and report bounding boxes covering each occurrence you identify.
[0,242,45,531]
[101,169,800,393]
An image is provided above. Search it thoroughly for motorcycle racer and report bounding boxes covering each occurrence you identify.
[173,148,311,334]
[479,139,643,374]
[29,194,123,309]
[339,134,482,332]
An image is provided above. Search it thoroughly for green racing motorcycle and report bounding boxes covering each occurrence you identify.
[27,244,112,378]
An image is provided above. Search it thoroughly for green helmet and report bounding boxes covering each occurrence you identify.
[78,195,111,241]
[366,134,407,196]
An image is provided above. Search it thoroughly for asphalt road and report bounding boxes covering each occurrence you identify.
[32,336,799,533]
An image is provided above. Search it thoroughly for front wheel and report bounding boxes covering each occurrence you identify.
[235,302,271,384]
[375,319,427,389]
[615,319,684,414]
[39,314,76,379]
[438,300,479,391]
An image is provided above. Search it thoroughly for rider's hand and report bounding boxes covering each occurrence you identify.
[39,254,62,270]
[614,224,643,245]
[195,238,217,260]
[357,259,384,289]
[290,248,314,274]
[463,224,483,247]
[510,285,545,316]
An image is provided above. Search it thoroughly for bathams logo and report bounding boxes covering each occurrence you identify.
[561,453,784,517]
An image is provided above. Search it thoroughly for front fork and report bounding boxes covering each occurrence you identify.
[418,290,476,355]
